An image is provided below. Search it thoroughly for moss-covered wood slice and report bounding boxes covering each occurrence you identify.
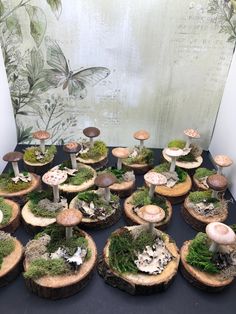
[192,168,216,191]
[0,198,20,233]
[98,226,180,295]
[122,147,154,175]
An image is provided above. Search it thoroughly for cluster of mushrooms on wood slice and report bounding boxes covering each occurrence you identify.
[180,222,236,291]
[0,198,21,233]
[98,225,180,295]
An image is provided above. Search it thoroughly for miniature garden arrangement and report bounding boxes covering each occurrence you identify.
[0,197,20,233]
[124,172,172,229]
[23,208,97,299]
[0,231,23,287]
[76,127,108,169]
[180,222,236,291]
[122,130,154,174]
[98,224,180,295]
[182,174,229,231]
[69,173,121,229]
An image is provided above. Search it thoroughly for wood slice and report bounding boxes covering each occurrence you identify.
[0,238,24,287]
[110,180,135,198]
[21,201,56,234]
[24,158,53,176]
[180,241,234,291]
[69,195,121,229]
[77,155,108,170]
[24,231,97,299]
[98,226,180,295]
[181,197,228,232]
[122,161,153,175]
[124,194,172,230]
[192,175,208,191]
[163,149,203,170]
[0,199,21,233]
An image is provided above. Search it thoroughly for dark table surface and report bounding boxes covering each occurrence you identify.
[1,145,236,314]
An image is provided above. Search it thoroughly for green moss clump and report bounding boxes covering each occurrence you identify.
[24,145,56,164]
[28,190,52,204]
[154,162,187,183]
[186,233,219,274]
[230,224,236,233]
[124,147,154,165]
[80,141,108,161]
[0,198,12,226]
[132,187,168,211]
[65,167,94,186]
[0,172,31,193]
[99,167,126,183]
[59,160,72,170]
[27,190,57,218]
[0,237,15,269]
[168,139,186,149]
[188,190,219,205]
[178,152,197,162]
[195,167,216,180]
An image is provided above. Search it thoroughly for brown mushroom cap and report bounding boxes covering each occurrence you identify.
[83,127,100,138]
[144,172,167,186]
[112,147,130,159]
[42,170,68,186]
[133,130,150,141]
[136,205,165,223]
[3,151,23,162]
[183,128,200,139]
[214,155,233,168]
[56,208,83,227]
[206,222,236,245]
[207,174,228,191]
[94,173,117,188]
[63,142,81,154]
[32,130,50,140]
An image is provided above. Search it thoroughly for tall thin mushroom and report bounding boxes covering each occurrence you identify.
[42,170,68,203]
[183,129,200,149]
[3,152,23,177]
[32,130,50,154]
[63,142,81,170]
[136,205,165,234]
[207,174,228,199]
[213,155,233,175]
[56,208,83,240]
[133,130,150,149]
[144,172,167,198]
[165,148,183,172]
[83,127,100,148]
[112,147,130,170]
[94,173,117,202]
[206,222,236,252]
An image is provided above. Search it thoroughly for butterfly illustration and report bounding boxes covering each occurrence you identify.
[44,36,110,98]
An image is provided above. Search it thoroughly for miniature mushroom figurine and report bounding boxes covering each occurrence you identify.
[144,172,167,198]
[42,170,68,203]
[206,222,236,252]
[56,208,83,240]
[63,142,81,170]
[94,173,117,202]
[3,152,23,177]
[112,147,130,170]
[207,174,228,198]
[133,130,150,149]
[32,130,50,154]
[136,205,165,234]
[165,148,183,172]
[213,155,233,175]
[83,127,100,148]
[183,128,200,149]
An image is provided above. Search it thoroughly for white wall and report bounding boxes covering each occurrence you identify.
[0,48,17,172]
[210,52,236,198]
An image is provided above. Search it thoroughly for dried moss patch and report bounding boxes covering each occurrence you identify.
[24,146,56,164]
[27,190,59,218]
[124,147,153,165]
[0,197,12,226]
[80,141,108,161]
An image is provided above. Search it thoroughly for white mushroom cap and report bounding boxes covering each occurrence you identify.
[144,172,167,186]
[42,170,68,186]
[184,128,200,139]
[214,155,233,168]
[136,205,165,223]
[165,147,183,158]
[0,210,3,224]
[206,222,236,245]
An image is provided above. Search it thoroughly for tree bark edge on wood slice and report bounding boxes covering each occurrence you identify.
[24,158,54,176]
[0,199,21,233]
[77,155,108,170]
[110,180,135,198]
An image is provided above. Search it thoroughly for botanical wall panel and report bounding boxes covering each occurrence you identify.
[0,0,235,148]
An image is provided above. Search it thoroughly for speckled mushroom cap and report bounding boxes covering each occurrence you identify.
[94,173,117,188]
[3,151,23,162]
[42,170,68,186]
[133,130,150,141]
[56,208,83,227]
[183,128,200,139]
[63,142,81,154]
[32,130,50,140]
[112,147,130,159]
[136,205,165,223]
[165,147,183,158]
[83,127,100,138]
[207,174,228,191]
[214,155,233,168]
[206,222,236,245]
[144,172,167,186]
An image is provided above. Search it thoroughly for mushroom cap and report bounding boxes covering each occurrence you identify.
[183,128,200,139]
[133,130,150,141]
[42,170,68,186]
[144,172,167,186]
[214,155,233,168]
[165,147,183,158]
[56,208,83,227]
[136,205,165,223]
[3,151,23,162]
[32,130,50,140]
[83,127,100,138]
[63,142,81,154]
[94,173,117,188]
[207,174,227,191]
[112,147,130,159]
[206,222,236,245]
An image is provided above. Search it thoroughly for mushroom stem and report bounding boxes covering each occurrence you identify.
[40,139,46,153]
[139,139,144,149]
[52,185,60,203]
[209,241,218,252]
[89,138,94,148]
[185,136,191,149]
[169,157,176,172]
[104,187,111,202]
[149,184,156,198]
[148,222,155,234]
[66,227,73,240]
[12,161,20,177]
[217,166,223,175]
[70,153,77,170]
[117,158,122,170]
[212,190,218,199]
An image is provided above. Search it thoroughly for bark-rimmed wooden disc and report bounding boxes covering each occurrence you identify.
[122,161,153,175]
[181,197,228,232]
[77,154,108,170]
[21,201,56,234]
[69,194,121,229]
[110,180,135,198]
[24,155,54,175]
[98,226,180,295]
[24,230,97,299]
[180,241,234,292]
[0,237,23,287]
[124,194,172,230]
[162,149,203,170]
[0,199,20,233]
